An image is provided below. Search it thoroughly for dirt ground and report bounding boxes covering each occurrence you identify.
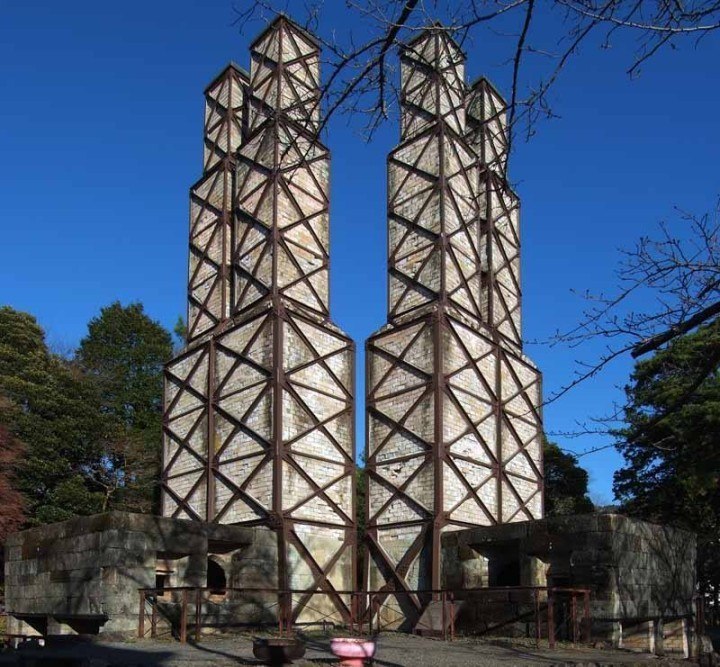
[0,633,692,666]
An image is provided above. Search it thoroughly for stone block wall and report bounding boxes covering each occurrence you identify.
[3,512,263,637]
[440,513,696,651]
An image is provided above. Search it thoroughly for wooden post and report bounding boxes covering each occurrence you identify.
[138,591,145,639]
[195,588,202,642]
[441,591,447,641]
[151,595,158,638]
[180,589,188,644]
[534,589,540,648]
[583,591,591,643]
[548,593,555,650]
[571,593,578,645]
[450,593,455,642]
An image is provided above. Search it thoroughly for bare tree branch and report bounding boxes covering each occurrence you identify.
[632,299,720,357]
[231,2,720,448]
[234,1,720,148]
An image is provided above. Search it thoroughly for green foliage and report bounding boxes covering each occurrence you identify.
[543,436,594,516]
[0,306,105,523]
[613,318,720,598]
[173,315,187,351]
[0,412,26,540]
[355,468,367,533]
[77,302,173,514]
[0,302,174,528]
[78,302,172,431]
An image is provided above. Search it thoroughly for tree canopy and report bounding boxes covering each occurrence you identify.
[0,303,173,528]
[543,437,594,516]
[0,306,105,524]
[614,318,720,603]
[0,409,25,542]
[76,302,173,514]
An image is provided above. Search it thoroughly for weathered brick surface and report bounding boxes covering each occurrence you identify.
[365,26,542,626]
[187,65,247,342]
[162,16,355,625]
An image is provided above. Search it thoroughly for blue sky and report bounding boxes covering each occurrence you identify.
[1,1,718,502]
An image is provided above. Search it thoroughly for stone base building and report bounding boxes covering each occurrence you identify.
[442,513,696,656]
[4,512,277,637]
[3,510,697,656]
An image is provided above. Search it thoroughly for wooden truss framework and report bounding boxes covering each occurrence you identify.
[187,64,248,342]
[467,77,509,180]
[365,28,543,627]
[162,16,356,625]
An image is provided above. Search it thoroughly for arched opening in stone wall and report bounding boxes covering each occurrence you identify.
[207,558,227,598]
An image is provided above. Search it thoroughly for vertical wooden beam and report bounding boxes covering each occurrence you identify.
[206,341,216,522]
[137,590,145,639]
[180,589,188,644]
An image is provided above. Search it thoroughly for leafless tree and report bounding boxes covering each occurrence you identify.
[234,0,720,147]
[233,1,720,449]
[548,198,720,447]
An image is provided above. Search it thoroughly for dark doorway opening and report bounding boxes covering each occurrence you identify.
[207,559,227,597]
[155,570,172,598]
[488,554,521,587]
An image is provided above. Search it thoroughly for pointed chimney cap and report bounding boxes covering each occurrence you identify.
[404,21,465,57]
[250,13,322,52]
[203,61,249,94]
[469,75,507,105]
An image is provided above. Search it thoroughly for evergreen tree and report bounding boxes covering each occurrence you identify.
[0,405,25,540]
[76,302,173,514]
[543,436,594,516]
[173,315,187,353]
[614,319,720,610]
[0,306,105,523]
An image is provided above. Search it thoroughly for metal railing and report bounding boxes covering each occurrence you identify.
[137,585,591,649]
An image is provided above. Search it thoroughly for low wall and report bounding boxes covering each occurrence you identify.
[441,513,696,652]
[3,512,264,636]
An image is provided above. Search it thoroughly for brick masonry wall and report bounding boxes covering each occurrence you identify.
[187,65,246,342]
[365,27,543,625]
[162,17,355,624]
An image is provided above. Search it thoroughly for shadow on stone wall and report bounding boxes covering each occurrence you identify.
[614,518,696,620]
[4,513,270,638]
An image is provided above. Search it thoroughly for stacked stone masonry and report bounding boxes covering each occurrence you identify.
[162,16,355,625]
[2,17,702,651]
[441,514,696,655]
[365,26,543,627]
[3,513,266,637]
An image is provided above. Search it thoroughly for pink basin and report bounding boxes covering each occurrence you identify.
[330,638,376,667]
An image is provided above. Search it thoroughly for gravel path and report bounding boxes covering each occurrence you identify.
[0,633,689,666]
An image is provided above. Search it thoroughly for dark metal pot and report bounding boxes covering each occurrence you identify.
[252,637,306,665]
